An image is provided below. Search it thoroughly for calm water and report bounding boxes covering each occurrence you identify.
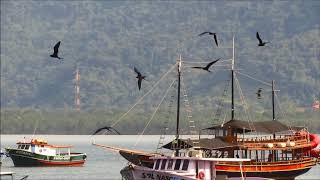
[1,135,319,180]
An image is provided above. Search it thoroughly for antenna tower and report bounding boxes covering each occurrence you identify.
[75,68,81,111]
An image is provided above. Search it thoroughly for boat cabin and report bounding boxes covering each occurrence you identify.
[151,156,250,180]
[16,139,73,156]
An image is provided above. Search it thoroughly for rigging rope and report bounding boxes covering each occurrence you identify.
[111,63,177,127]
[235,70,272,87]
[234,73,256,132]
[134,79,177,147]
[274,93,294,131]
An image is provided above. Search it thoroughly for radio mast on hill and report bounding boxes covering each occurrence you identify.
[75,68,81,111]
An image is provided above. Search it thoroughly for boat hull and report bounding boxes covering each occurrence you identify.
[120,165,196,180]
[6,148,86,167]
[217,168,311,180]
[216,158,316,180]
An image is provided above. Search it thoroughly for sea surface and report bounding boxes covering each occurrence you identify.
[0,135,319,180]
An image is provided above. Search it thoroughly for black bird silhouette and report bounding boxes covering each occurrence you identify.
[256,88,262,99]
[134,67,146,90]
[192,58,221,72]
[92,126,121,135]
[20,175,29,180]
[256,32,269,46]
[50,41,63,59]
[199,31,219,47]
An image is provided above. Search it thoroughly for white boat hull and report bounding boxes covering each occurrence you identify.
[121,165,196,180]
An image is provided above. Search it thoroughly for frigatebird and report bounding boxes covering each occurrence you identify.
[134,67,146,90]
[199,31,219,47]
[92,126,121,135]
[256,32,269,46]
[256,88,262,99]
[192,58,221,72]
[50,41,63,59]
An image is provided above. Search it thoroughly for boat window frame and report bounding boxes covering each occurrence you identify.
[160,159,167,170]
[167,159,174,170]
[181,159,189,170]
[24,145,30,150]
[154,159,161,170]
[21,145,26,149]
[18,145,21,149]
[174,159,182,170]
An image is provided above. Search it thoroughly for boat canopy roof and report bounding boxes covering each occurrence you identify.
[162,138,236,150]
[205,119,303,134]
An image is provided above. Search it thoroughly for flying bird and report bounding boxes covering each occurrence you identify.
[199,31,219,47]
[20,175,29,180]
[256,32,269,46]
[256,88,262,99]
[192,58,221,72]
[50,41,63,59]
[92,126,121,135]
[134,67,146,90]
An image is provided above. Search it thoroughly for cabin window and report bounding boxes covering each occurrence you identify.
[21,145,25,149]
[154,159,161,170]
[182,160,189,170]
[18,145,21,149]
[161,159,167,170]
[24,145,30,150]
[174,159,181,170]
[167,159,174,170]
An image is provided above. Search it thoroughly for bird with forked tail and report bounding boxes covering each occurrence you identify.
[192,58,221,72]
[256,32,269,46]
[134,67,146,90]
[50,41,63,59]
[199,31,219,47]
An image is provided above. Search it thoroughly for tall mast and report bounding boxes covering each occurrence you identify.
[231,35,235,120]
[272,80,275,121]
[175,55,182,156]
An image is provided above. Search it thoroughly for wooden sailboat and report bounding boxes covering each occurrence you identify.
[93,35,319,179]
[94,55,252,180]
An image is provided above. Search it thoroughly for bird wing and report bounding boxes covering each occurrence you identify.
[198,32,210,36]
[137,78,142,90]
[213,34,218,46]
[206,58,221,69]
[53,41,61,54]
[92,126,111,135]
[256,32,263,43]
[191,66,203,69]
[134,67,141,76]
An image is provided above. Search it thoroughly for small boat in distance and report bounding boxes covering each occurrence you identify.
[5,138,86,167]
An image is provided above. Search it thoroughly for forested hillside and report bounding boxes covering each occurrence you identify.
[1,1,319,134]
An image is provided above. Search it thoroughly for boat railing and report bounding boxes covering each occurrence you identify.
[238,134,308,144]
[217,157,315,166]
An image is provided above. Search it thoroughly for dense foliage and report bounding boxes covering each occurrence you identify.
[1,1,319,134]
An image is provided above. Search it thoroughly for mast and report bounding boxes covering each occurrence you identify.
[272,80,275,121]
[175,55,182,156]
[231,35,235,120]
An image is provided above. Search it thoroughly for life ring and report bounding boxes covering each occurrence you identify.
[198,171,205,179]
